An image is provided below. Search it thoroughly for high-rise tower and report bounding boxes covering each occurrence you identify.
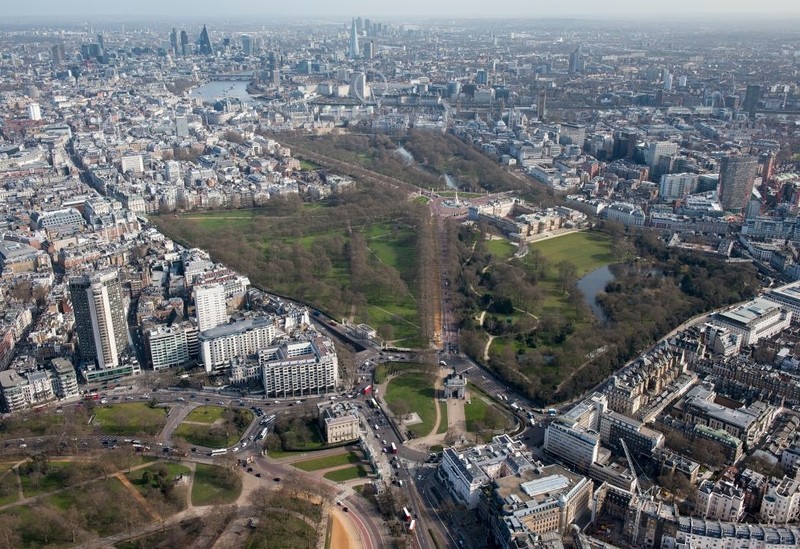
[194,283,227,332]
[719,155,758,213]
[349,18,360,60]
[170,28,179,55]
[69,270,129,369]
[198,25,213,56]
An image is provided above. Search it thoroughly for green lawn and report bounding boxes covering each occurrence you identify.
[293,452,360,472]
[183,405,227,424]
[485,238,516,260]
[18,460,95,498]
[48,477,151,537]
[245,514,317,549]
[437,401,449,434]
[528,231,613,277]
[92,403,168,436]
[385,372,437,438]
[323,465,370,482]
[0,466,18,506]
[464,397,490,433]
[191,464,242,506]
[126,462,192,493]
[174,408,253,449]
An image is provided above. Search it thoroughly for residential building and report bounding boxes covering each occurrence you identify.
[680,386,775,448]
[194,283,228,332]
[760,476,800,524]
[719,155,758,213]
[145,322,197,371]
[0,358,79,412]
[68,269,129,370]
[676,517,800,548]
[696,481,745,522]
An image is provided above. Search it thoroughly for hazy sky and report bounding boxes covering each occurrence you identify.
[5,0,800,19]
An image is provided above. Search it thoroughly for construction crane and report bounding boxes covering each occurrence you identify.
[619,438,640,495]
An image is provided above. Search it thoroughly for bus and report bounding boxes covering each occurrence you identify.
[390,442,398,454]
[362,385,373,395]
[408,519,416,532]
[402,507,412,522]
[210,448,228,456]
[262,414,276,424]
[369,398,378,409]
[257,428,268,440]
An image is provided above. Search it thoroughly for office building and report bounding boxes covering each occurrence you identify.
[241,34,253,55]
[438,435,536,509]
[537,90,546,122]
[175,116,189,138]
[260,336,338,396]
[647,141,678,171]
[51,43,65,64]
[599,411,664,458]
[544,419,601,471]
[711,297,791,347]
[199,316,276,372]
[68,270,129,370]
[194,283,228,332]
[348,18,360,59]
[180,30,189,56]
[169,28,179,54]
[660,173,699,201]
[743,84,762,120]
[198,25,213,56]
[569,45,585,74]
[719,155,758,213]
[484,464,593,547]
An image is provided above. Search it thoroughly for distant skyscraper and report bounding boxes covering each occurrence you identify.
[170,28,179,55]
[647,141,678,171]
[743,84,762,120]
[350,72,369,103]
[569,46,585,74]
[198,25,213,56]
[537,90,547,122]
[51,43,65,65]
[241,34,253,56]
[719,155,758,213]
[69,270,129,369]
[194,283,228,332]
[349,18,360,59]
[476,69,488,85]
[180,30,189,56]
[363,41,374,60]
[663,69,673,92]
[96,33,105,55]
[27,103,41,121]
[269,52,280,87]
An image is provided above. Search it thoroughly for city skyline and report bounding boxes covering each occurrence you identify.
[4,0,800,19]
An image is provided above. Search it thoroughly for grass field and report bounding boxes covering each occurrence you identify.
[183,405,227,424]
[191,464,242,506]
[485,238,516,260]
[385,372,437,438]
[18,460,96,498]
[464,397,490,433]
[323,465,370,482]
[528,231,613,277]
[437,402,449,434]
[92,403,168,436]
[173,408,252,449]
[293,452,360,472]
[245,514,317,549]
[0,466,18,506]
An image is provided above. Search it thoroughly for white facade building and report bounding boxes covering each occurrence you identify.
[760,476,800,524]
[199,316,276,372]
[194,283,228,332]
[260,336,338,396]
[696,481,745,522]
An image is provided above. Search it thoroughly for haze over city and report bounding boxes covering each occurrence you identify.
[4,0,800,18]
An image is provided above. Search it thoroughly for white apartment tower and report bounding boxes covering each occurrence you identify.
[194,283,228,332]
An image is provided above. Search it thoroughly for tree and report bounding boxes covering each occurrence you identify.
[556,261,578,293]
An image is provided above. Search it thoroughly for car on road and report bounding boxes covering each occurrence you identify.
[273,477,280,482]
[255,473,261,477]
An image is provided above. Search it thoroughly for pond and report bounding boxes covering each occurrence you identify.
[576,265,615,323]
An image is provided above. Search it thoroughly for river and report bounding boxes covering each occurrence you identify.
[576,265,615,323]
[189,81,254,104]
